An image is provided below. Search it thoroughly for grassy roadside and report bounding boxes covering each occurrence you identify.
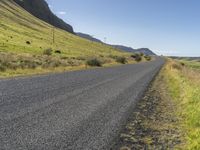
[0,51,151,78]
[113,59,200,150]
[112,60,183,150]
[164,59,200,149]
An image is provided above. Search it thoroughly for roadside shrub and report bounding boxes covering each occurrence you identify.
[67,60,75,66]
[0,65,6,72]
[171,63,182,70]
[49,61,61,68]
[99,54,104,58]
[76,56,86,61]
[19,60,38,69]
[132,53,142,62]
[180,62,185,66]
[86,58,102,67]
[43,48,52,56]
[27,62,37,69]
[144,55,152,61]
[140,52,144,56]
[61,56,68,60]
[109,55,118,59]
[8,63,18,70]
[131,54,137,59]
[115,56,127,64]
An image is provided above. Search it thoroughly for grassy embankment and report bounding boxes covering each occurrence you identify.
[164,59,200,149]
[0,0,150,78]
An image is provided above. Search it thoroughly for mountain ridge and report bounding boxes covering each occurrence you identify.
[76,32,156,55]
[13,0,74,34]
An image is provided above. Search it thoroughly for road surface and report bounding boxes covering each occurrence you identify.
[0,58,164,150]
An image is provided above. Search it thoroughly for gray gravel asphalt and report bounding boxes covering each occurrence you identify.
[0,57,165,150]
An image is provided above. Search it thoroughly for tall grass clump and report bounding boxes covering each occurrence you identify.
[144,55,152,61]
[43,48,52,56]
[115,56,127,64]
[131,53,142,62]
[86,58,102,67]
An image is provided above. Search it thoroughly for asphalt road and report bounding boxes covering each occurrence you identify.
[0,57,164,150]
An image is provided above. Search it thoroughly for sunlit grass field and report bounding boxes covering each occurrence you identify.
[164,59,200,149]
[180,60,200,70]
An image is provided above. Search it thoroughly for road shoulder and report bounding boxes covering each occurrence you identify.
[111,65,182,150]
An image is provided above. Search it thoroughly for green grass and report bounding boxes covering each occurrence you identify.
[180,60,200,70]
[0,0,146,77]
[164,59,200,149]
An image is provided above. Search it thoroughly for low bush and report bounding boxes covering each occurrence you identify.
[131,53,142,62]
[171,63,182,70]
[140,52,144,56]
[115,56,127,64]
[86,58,102,67]
[144,55,152,61]
[43,48,52,56]
[76,56,86,61]
[109,55,118,59]
[131,54,137,59]
[0,65,6,72]
[180,62,185,66]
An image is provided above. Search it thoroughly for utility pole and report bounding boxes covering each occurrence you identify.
[52,26,55,44]
[104,37,107,43]
[48,0,55,45]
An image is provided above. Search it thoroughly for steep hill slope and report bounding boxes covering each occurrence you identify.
[0,0,127,57]
[13,0,74,34]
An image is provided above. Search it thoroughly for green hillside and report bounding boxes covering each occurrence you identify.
[0,0,126,56]
[0,0,146,77]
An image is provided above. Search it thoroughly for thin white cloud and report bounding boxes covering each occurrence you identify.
[48,4,52,8]
[57,11,66,15]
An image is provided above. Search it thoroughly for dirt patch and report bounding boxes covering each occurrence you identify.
[111,71,182,149]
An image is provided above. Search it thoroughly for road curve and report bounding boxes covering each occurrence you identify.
[0,57,164,150]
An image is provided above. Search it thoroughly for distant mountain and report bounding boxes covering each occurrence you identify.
[14,0,74,34]
[170,57,200,61]
[76,33,156,55]
[111,45,135,53]
[76,33,103,43]
[134,48,156,56]
[112,46,156,55]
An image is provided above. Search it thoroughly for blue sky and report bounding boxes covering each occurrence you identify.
[46,0,200,56]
